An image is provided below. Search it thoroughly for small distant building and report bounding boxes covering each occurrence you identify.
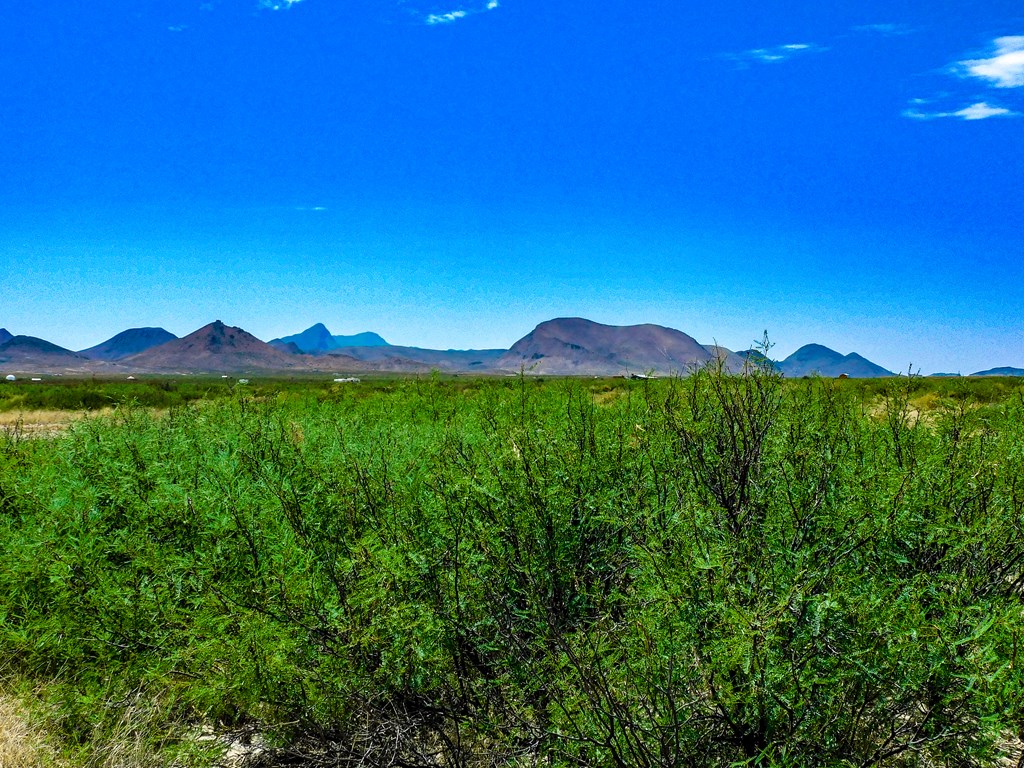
[4,375,15,382]
[333,377,361,383]
[127,376,136,381]
[31,377,42,382]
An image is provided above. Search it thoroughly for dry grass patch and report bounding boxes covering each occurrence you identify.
[1,683,223,768]
[0,409,117,438]
[591,388,626,406]
[0,693,62,768]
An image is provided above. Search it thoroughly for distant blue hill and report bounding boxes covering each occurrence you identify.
[272,340,303,355]
[329,345,506,372]
[970,367,1024,377]
[271,323,389,354]
[0,329,12,345]
[779,344,893,378]
[79,327,177,361]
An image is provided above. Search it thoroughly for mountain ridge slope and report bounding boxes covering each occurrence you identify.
[79,328,178,361]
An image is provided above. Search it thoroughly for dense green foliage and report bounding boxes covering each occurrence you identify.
[0,377,230,412]
[0,375,382,413]
[1,370,1024,766]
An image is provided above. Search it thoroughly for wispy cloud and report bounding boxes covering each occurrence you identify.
[957,36,1024,88]
[852,23,914,37]
[903,101,1019,121]
[906,36,1024,121]
[259,0,303,10]
[722,42,826,67]
[426,10,467,24]
[955,102,1017,119]
[424,1,499,26]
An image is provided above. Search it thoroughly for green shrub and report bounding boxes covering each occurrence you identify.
[1,373,1022,766]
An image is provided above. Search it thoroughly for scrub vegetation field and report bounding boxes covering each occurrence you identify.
[2,367,1024,767]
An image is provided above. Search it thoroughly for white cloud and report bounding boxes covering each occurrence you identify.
[724,42,825,66]
[259,0,302,10]
[903,101,1019,121]
[905,37,1024,120]
[423,1,498,26]
[958,36,1024,88]
[955,101,1016,120]
[426,10,467,24]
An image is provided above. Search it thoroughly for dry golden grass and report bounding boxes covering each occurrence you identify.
[0,410,78,426]
[0,693,62,768]
[0,409,118,438]
[0,683,221,768]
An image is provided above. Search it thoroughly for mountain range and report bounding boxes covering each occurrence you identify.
[0,318,1020,378]
[0,335,111,373]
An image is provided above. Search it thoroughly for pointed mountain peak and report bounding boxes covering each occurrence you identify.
[790,343,844,359]
[185,321,258,349]
[273,324,389,353]
[124,321,303,372]
[303,323,336,345]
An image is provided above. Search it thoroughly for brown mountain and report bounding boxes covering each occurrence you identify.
[703,344,748,374]
[497,317,714,375]
[123,321,311,373]
[0,335,111,373]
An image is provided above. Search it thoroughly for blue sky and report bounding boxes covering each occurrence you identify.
[1,0,1022,372]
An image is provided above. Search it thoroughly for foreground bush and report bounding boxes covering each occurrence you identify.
[1,371,1023,766]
